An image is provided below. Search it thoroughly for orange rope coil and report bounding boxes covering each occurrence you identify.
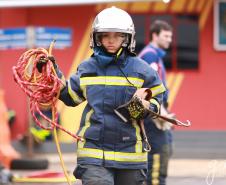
[12,46,82,141]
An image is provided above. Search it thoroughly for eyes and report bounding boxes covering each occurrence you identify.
[101,32,126,39]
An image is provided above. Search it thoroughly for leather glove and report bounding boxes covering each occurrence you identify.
[36,56,56,73]
[153,105,175,130]
[127,95,146,120]
[133,88,152,101]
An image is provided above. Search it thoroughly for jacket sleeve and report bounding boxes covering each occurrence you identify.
[141,51,158,65]
[142,63,166,114]
[59,64,86,107]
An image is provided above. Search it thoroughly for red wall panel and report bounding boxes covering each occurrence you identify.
[0,5,95,138]
[172,8,226,130]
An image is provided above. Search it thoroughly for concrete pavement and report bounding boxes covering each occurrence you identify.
[11,153,226,185]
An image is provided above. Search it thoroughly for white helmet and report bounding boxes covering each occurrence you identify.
[90,6,136,52]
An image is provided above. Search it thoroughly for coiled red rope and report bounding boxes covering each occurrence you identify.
[12,44,83,141]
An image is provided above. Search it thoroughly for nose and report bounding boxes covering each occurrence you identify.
[108,35,115,43]
[167,36,172,43]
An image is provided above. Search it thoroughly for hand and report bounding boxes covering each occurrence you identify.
[141,99,150,109]
[36,57,47,73]
[133,88,152,100]
[36,56,56,73]
[47,56,56,63]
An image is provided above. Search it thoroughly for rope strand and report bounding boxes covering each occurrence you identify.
[12,47,83,141]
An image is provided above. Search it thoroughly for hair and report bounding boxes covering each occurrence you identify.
[150,20,172,40]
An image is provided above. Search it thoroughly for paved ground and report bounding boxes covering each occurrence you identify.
[10,153,226,185]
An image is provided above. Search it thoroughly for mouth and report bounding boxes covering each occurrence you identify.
[107,46,115,49]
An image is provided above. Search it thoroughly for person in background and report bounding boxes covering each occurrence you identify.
[30,108,61,144]
[138,20,173,185]
[38,7,166,185]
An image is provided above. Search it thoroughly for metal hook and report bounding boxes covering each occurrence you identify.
[147,109,191,128]
[174,119,191,127]
[143,138,151,152]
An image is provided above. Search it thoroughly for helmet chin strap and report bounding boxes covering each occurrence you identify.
[114,47,123,62]
[116,47,123,58]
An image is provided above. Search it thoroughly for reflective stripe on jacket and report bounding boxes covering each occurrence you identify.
[59,53,165,169]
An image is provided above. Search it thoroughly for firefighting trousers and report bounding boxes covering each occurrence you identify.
[73,164,147,185]
[146,144,171,185]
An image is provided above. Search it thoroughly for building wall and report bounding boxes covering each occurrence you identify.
[0,5,95,138]
[174,6,226,130]
[0,1,225,140]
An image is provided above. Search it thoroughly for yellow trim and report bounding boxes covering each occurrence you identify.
[81,85,87,99]
[77,109,94,148]
[13,176,76,183]
[199,0,213,30]
[68,79,84,104]
[95,3,105,12]
[132,120,142,153]
[168,73,184,110]
[78,109,93,138]
[170,0,187,13]
[151,153,160,185]
[105,2,129,10]
[187,0,197,13]
[77,148,147,162]
[153,2,168,12]
[166,72,175,90]
[30,127,51,141]
[196,0,206,12]
[150,83,166,97]
[80,76,144,87]
[130,2,151,12]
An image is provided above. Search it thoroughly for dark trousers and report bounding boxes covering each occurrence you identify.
[74,164,146,185]
[146,144,171,185]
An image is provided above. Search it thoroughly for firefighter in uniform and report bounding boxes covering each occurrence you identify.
[51,7,165,185]
[139,20,173,185]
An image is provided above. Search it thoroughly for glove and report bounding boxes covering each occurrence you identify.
[153,105,175,130]
[36,56,56,73]
[127,95,147,120]
[114,95,146,122]
[114,88,152,122]
[133,88,152,101]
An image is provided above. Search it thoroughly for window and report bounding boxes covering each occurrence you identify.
[132,14,199,70]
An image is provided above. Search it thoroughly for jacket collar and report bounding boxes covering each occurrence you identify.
[93,47,128,67]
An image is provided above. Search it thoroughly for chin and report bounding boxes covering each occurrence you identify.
[108,50,116,53]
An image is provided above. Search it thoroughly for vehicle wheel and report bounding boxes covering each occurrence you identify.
[10,158,49,170]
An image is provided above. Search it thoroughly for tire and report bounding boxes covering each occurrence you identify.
[10,158,49,170]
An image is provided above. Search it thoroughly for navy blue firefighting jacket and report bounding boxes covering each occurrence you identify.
[59,50,165,169]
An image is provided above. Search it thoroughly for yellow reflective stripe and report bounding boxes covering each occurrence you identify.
[80,85,87,99]
[30,127,51,141]
[77,148,103,159]
[68,79,84,104]
[77,148,147,162]
[150,83,166,97]
[152,154,160,185]
[132,120,142,153]
[78,109,94,148]
[80,76,144,88]
[150,98,160,114]
[104,151,147,162]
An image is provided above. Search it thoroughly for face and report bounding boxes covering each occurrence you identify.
[100,32,126,53]
[154,30,172,49]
